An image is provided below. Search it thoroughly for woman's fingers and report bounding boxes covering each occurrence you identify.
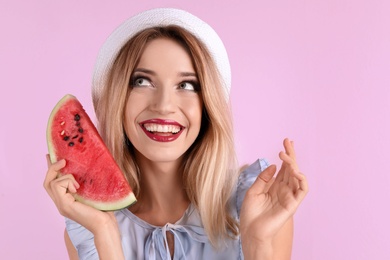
[249,165,277,195]
[43,156,66,192]
[49,173,81,217]
[288,174,300,192]
[45,157,66,179]
[283,138,296,161]
[51,174,80,195]
[279,138,300,186]
[44,155,80,210]
[279,151,298,171]
[279,139,301,190]
[281,138,299,168]
[275,162,286,183]
[291,170,309,202]
[43,155,105,228]
[46,154,51,167]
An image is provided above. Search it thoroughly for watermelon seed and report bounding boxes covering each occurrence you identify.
[78,128,84,133]
[79,137,83,143]
[60,130,65,135]
[63,136,70,141]
[72,135,79,139]
[69,142,75,147]
[60,121,65,125]
[74,114,80,121]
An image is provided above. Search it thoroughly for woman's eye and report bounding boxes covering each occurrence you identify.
[178,82,198,91]
[132,77,152,87]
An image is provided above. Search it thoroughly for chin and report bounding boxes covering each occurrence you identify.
[137,149,185,165]
[153,152,183,163]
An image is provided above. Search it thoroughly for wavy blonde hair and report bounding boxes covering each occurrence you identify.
[93,26,239,246]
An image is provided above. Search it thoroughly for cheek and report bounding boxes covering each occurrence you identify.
[124,96,141,133]
[185,99,203,130]
[125,92,146,117]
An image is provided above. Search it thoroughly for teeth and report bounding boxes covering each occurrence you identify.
[144,123,181,133]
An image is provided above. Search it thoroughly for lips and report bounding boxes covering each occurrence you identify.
[139,119,184,142]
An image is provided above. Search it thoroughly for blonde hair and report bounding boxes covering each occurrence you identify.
[93,26,239,246]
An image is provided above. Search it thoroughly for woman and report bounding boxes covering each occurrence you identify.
[44,8,308,259]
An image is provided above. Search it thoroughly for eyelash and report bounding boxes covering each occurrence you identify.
[129,76,200,92]
[179,81,200,92]
[130,76,152,88]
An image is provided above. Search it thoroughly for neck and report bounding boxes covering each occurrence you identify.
[129,153,190,225]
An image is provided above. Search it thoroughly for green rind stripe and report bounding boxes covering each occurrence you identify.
[46,94,76,163]
[74,192,137,211]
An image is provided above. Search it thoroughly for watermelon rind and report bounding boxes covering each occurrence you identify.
[46,94,136,211]
[74,192,137,211]
[46,94,76,164]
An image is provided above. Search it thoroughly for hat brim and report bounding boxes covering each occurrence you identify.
[92,8,231,101]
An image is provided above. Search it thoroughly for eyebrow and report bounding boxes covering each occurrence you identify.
[178,72,197,78]
[133,68,197,78]
[133,68,156,75]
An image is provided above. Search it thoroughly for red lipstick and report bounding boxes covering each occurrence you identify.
[139,119,184,142]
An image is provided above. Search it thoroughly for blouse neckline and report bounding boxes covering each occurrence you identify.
[119,203,196,230]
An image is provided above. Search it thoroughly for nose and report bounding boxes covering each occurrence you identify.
[150,86,176,114]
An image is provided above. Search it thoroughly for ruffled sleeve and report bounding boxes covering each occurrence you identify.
[65,218,99,260]
[236,158,270,216]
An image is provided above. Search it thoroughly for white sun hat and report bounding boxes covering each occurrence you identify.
[92,7,231,101]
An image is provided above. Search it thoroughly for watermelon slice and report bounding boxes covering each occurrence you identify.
[46,94,136,211]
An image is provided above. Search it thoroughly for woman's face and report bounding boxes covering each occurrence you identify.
[124,38,203,164]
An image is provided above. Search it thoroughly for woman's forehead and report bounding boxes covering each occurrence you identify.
[136,38,196,75]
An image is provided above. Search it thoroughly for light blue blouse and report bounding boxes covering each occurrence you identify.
[66,158,269,259]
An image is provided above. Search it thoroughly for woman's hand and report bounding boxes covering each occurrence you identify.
[43,155,111,232]
[43,155,125,259]
[240,138,309,259]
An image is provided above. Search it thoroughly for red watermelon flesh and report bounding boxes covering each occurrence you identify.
[46,94,136,211]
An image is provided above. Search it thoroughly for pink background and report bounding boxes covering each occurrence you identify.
[1,0,389,259]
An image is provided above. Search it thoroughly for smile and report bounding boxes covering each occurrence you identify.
[139,119,184,142]
[144,123,181,134]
